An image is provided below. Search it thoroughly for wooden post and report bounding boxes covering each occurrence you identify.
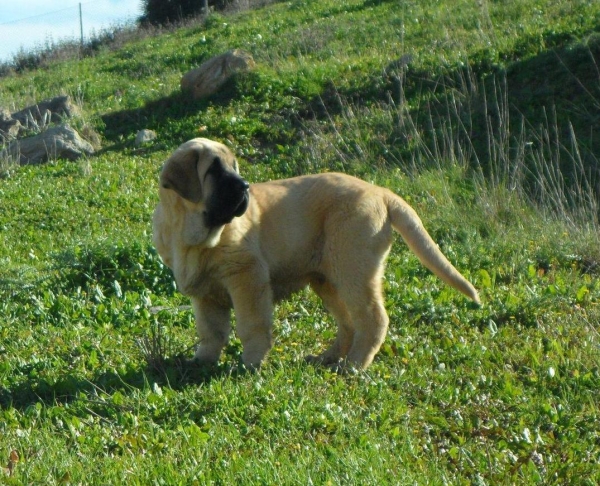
[79,3,84,50]
[202,0,209,17]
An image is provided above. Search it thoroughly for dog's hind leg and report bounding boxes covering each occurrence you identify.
[306,279,354,366]
[330,247,390,371]
[342,278,390,370]
[329,223,392,369]
[192,297,231,364]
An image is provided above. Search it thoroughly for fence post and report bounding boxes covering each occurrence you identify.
[79,3,84,51]
[202,0,209,17]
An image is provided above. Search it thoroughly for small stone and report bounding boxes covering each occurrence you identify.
[135,129,157,146]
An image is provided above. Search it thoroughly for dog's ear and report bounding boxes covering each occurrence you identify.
[160,149,203,203]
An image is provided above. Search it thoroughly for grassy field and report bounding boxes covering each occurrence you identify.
[1,0,599,483]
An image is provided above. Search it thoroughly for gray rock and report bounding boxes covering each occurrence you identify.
[135,129,157,146]
[0,108,11,122]
[1,124,95,165]
[11,95,79,129]
[181,49,255,100]
[0,109,21,142]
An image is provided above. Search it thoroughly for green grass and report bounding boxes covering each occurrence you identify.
[1,0,599,483]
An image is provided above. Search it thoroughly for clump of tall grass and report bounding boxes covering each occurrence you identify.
[0,149,19,177]
[297,62,600,238]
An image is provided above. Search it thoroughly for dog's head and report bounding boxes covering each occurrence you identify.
[159,138,250,247]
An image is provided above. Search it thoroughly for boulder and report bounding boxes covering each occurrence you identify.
[181,49,255,100]
[11,95,79,129]
[1,124,95,165]
[0,109,21,141]
[135,129,157,146]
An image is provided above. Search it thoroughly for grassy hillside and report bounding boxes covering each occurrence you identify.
[1,0,599,483]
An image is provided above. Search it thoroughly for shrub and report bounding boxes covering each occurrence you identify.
[139,0,236,26]
[139,0,202,26]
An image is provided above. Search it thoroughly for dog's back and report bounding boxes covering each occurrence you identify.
[249,172,479,304]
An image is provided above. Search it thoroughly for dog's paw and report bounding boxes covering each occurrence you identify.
[305,355,362,375]
[327,361,360,375]
[304,354,337,366]
[305,354,344,368]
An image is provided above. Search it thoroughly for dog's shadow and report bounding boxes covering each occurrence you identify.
[144,351,250,387]
[0,355,240,413]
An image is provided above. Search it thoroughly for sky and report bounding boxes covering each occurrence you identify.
[0,0,143,63]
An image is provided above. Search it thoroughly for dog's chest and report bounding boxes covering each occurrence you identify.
[183,268,231,305]
[171,250,224,299]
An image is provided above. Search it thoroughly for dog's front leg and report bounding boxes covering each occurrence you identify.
[191,297,232,364]
[227,275,274,369]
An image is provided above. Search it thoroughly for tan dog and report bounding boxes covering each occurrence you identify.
[153,138,480,370]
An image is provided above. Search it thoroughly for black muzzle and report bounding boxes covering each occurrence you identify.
[204,157,250,227]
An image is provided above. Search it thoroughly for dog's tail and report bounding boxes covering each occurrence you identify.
[387,194,480,304]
